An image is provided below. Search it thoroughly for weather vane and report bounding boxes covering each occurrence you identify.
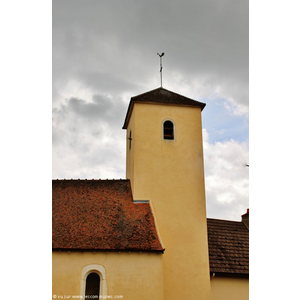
[157,52,165,87]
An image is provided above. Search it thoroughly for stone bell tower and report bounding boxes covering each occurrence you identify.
[122,87,211,300]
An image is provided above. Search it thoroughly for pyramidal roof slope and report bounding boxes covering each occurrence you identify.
[122,87,206,129]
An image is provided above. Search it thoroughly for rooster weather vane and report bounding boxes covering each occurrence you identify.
[157,52,165,87]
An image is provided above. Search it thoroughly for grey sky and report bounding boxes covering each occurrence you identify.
[52,0,249,220]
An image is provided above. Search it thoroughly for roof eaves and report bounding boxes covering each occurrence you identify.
[210,271,249,278]
[122,88,206,129]
[52,248,165,254]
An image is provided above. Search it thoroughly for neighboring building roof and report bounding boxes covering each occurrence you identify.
[52,179,164,252]
[207,218,249,276]
[122,87,206,129]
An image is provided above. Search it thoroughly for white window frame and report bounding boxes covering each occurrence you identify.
[80,264,107,299]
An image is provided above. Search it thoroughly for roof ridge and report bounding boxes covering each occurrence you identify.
[131,87,202,104]
[130,86,163,99]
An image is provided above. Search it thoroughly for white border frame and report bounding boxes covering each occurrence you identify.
[80,264,107,298]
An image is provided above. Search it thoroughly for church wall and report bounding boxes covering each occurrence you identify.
[125,102,211,300]
[126,105,135,192]
[52,251,164,300]
[210,276,249,300]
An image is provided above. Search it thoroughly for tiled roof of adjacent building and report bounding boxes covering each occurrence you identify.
[122,87,206,129]
[207,218,249,276]
[52,179,164,252]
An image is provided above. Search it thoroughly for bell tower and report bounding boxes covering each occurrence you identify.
[123,87,211,300]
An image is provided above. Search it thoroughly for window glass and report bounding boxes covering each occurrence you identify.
[164,120,174,140]
[85,273,100,299]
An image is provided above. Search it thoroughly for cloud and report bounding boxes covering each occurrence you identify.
[203,129,249,220]
[52,94,127,179]
[53,0,248,114]
[52,0,249,220]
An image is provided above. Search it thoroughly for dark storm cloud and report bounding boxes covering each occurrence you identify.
[53,0,248,109]
[68,95,122,122]
[75,95,126,126]
[52,94,127,179]
[53,93,127,141]
[78,71,141,96]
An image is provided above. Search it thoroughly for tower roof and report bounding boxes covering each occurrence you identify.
[122,87,206,129]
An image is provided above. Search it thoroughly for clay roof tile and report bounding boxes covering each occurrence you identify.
[52,179,164,252]
[207,218,249,275]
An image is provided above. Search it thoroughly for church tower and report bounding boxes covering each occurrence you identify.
[123,87,211,300]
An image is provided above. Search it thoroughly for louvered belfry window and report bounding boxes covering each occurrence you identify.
[163,120,174,140]
[85,272,100,299]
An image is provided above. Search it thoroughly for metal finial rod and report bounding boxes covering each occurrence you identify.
[157,52,165,87]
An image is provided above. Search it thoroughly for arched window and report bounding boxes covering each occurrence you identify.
[85,272,100,299]
[163,120,174,140]
[80,265,107,299]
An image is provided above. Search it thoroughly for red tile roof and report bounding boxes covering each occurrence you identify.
[207,218,249,276]
[52,179,164,252]
[122,87,206,129]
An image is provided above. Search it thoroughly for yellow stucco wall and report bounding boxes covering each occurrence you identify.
[52,251,164,300]
[125,102,211,300]
[210,276,249,300]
